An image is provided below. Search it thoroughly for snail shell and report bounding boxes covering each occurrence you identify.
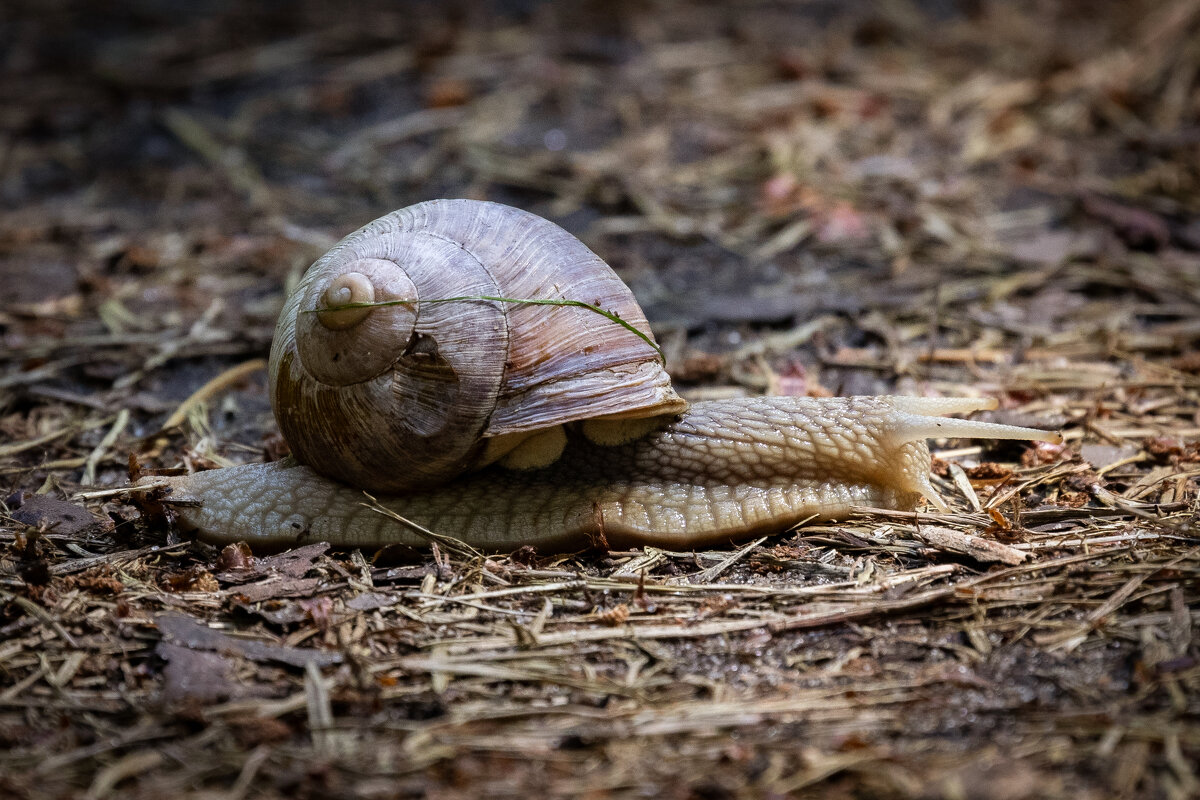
[270,199,686,494]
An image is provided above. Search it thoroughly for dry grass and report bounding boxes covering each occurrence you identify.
[2,1,1198,797]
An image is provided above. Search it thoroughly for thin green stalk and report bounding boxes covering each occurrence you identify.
[310,296,664,362]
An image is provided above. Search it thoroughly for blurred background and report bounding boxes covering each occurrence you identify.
[4,0,1197,427]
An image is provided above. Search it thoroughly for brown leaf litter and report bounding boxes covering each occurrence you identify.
[1,1,1199,798]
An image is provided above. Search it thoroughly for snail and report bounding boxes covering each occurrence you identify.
[148,200,1061,552]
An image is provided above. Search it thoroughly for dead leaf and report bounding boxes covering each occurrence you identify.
[1082,194,1170,250]
[9,493,114,537]
[156,612,342,668]
[158,642,240,706]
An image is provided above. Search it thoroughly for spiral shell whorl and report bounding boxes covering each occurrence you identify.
[293,258,419,386]
[317,271,376,330]
[271,210,510,492]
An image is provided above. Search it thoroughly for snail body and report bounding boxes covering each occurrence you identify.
[152,200,1060,552]
[163,395,1056,551]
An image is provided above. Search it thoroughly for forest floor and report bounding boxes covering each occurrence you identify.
[1,1,1198,797]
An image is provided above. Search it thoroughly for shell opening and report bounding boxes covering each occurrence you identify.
[317,272,376,330]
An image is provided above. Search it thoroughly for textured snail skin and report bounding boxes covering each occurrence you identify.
[156,395,1060,552]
